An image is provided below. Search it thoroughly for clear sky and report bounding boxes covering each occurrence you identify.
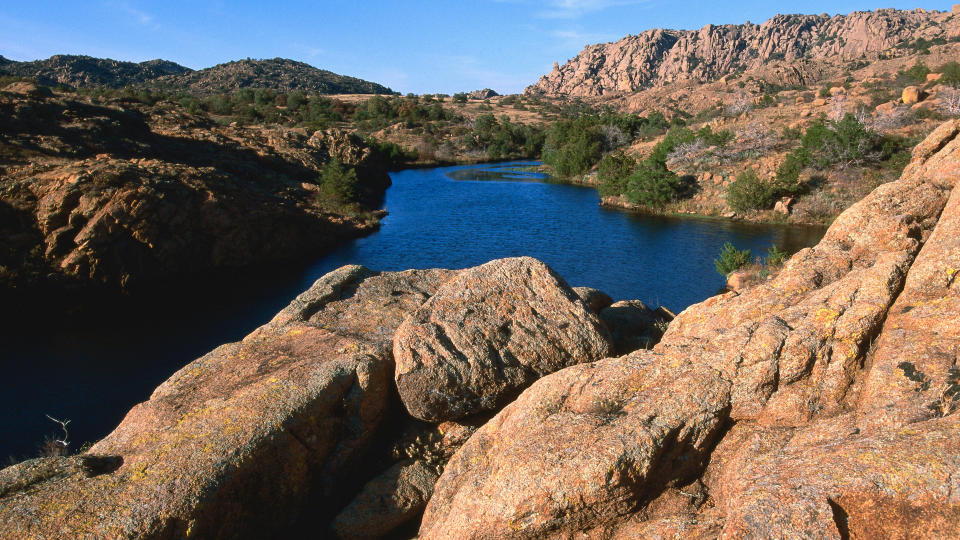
[0,1,952,94]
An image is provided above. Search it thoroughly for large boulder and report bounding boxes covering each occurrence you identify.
[394,257,613,422]
[902,85,926,104]
[0,265,454,538]
[419,352,731,538]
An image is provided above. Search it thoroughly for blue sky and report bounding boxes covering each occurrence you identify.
[0,1,952,94]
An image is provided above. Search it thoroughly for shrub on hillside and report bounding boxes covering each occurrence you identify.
[898,61,931,84]
[939,61,960,85]
[542,117,603,177]
[470,113,544,160]
[625,162,684,207]
[597,152,637,197]
[775,113,886,191]
[726,169,774,212]
[621,127,697,206]
[802,113,881,168]
[317,159,359,208]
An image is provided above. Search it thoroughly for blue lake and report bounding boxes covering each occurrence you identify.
[0,161,825,459]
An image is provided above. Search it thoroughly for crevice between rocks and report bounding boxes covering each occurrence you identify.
[827,497,851,540]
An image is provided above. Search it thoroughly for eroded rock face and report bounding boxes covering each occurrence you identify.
[527,9,960,96]
[419,352,731,538]
[717,415,960,538]
[394,257,613,422]
[0,265,452,539]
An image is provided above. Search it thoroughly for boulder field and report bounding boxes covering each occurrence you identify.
[2,121,960,538]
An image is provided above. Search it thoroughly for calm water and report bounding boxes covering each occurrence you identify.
[0,161,825,459]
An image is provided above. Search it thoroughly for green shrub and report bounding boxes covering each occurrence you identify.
[317,159,359,208]
[900,61,931,84]
[803,113,880,168]
[621,126,696,207]
[940,61,960,85]
[696,125,734,147]
[542,117,603,177]
[714,242,752,276]
[727,169,774,211]
[287,91,307,111]
[774,148,810,187]
[470,113,544,160]
[597,152,637,197]
[625,162,683,207]
[452,93,468,103]
[766,245,789,266]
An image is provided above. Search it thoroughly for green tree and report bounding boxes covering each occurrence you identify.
[318,159,359,208]
[542,117,603,177]
[597,152,637,197]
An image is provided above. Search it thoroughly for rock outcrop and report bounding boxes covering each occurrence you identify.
[418,120,960,538]
[419,354,731,538]
[394,257,613,422]
[0,84,390,290]
[527,8,960,96]
[467,88,499,100]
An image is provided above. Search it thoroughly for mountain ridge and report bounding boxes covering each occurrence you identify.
[0,54,394,95]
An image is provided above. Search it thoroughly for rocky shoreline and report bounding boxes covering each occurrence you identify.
[0,82,392,292]
[2,119,959,538]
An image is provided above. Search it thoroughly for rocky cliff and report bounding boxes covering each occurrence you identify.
[0,55,394,95]
[0,81,390,290]
[527,7,960,96]
[2,121,959,538]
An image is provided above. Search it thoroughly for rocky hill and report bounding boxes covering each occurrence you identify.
[0,55,394,95]
[527,7,960,96]
[150,57,395,95]
[0,81,391,291]
[1,119,958,538]
[0,54,191,88]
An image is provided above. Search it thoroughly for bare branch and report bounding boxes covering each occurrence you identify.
[45,414,71,449]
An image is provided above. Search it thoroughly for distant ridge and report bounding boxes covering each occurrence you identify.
[0,54,190,88]
[527,7,960,96]
[151,58,395,95]
[0,55,394,95]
